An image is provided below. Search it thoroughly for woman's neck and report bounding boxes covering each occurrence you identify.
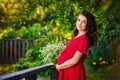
[77,31,86,36]
[73,31,86,39]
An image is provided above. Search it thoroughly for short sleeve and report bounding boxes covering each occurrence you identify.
[76,38,88,54]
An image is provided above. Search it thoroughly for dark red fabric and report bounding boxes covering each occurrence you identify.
[57,34,89,80]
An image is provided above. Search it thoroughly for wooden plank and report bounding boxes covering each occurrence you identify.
[14,40,17,59]
[18,40,21,58]
[22,40,25,57]
[25,40,29,53]
[26,40,29,49]
[2,40,4,60]
[10,40,13,60]
[6,40,8,60]
[0,40,2,61]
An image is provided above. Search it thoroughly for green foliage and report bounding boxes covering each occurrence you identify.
[98,0,120,44]
[25,47,41,61]
[1,24,45,39]
[85,63,111,80]
[15,58,29,71]
[17,27,28,38]
[1,0,120,45]
[15,44,43,71]
[15,44,50,77]
[3,28,18,39]
[86,41,115,71]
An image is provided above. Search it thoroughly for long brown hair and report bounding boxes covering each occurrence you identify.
[72,11,97,47]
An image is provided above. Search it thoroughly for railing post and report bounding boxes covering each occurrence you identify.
[50,68,58,80]
[25,74,37,80]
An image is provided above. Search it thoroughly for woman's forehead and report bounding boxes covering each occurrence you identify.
[78,14,87,21]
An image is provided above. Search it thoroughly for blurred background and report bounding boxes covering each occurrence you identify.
[0,0,120,80]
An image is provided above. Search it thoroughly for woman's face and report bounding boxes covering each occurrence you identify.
[76,14,87,32]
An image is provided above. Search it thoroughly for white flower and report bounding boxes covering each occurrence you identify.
[40,42,65,63]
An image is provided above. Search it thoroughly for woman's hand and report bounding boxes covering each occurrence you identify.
[56,64,60,72]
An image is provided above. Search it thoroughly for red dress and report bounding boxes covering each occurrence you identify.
[57,34,89,80]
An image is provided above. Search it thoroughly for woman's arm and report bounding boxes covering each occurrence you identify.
[56,51,83,71]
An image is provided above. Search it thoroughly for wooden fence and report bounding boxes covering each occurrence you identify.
[0,39,34,63]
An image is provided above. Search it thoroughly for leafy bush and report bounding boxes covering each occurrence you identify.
[1,28,18,39]
[40,42,65,64]
[15,44,43,71]
[85,62,110,80]
[86,41,115,71]
[0,64,16,75]
[15,58,29,71]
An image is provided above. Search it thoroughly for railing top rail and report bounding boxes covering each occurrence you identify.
[0,63,54,80]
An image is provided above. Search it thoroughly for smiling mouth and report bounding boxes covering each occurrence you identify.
[78,26,82,28]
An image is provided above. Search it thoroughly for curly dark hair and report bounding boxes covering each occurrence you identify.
[73,11,97,47]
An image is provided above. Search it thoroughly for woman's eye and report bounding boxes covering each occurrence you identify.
[78,19,80,21]
[83,21,86,23]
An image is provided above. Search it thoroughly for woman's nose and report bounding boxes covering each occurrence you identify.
[79,22,82,26]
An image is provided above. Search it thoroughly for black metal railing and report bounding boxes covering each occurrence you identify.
[0,63,58,80]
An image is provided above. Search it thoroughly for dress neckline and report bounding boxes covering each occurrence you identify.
[73,33,86,40]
